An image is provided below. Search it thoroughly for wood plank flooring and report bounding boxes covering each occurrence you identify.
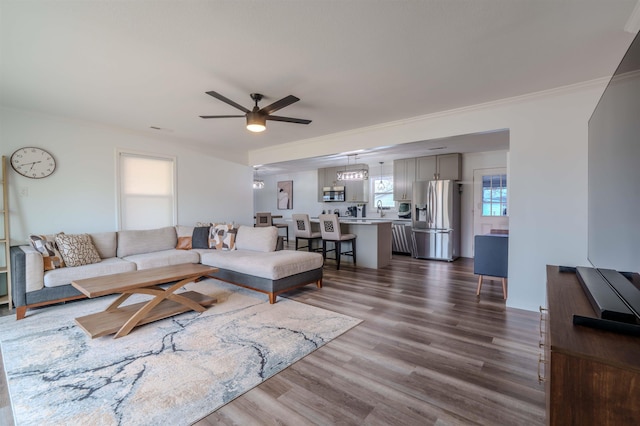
[0,252,546,425]
[202,252,545,425]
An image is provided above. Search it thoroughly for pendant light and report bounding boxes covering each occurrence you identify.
[377,162,385,191]
[337,154,369,181]
[252,167,265,189]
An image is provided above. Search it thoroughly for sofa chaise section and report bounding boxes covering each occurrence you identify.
[200,226,323,303]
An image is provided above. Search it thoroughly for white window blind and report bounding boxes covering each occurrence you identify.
[118,152,176,230]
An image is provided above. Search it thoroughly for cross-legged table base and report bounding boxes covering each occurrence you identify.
[73,264,218,338]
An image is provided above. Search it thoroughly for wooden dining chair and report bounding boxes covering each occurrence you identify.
[255,212,272,227]
[255,212,288,241]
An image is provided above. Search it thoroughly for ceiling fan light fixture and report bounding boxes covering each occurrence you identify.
[202,91,310,132]
[246,112,266,132]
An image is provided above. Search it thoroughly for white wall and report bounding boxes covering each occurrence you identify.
[253,170,323,219]
[1,107,254,244]
[249,81,607,311]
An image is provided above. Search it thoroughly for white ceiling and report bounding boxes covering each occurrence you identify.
[1,0,638,174]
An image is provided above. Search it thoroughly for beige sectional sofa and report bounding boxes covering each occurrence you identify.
[10,225,323,319]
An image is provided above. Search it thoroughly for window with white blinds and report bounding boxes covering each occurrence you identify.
[118,152,176,230]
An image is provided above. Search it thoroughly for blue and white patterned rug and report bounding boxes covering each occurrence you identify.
[0,279,361,425]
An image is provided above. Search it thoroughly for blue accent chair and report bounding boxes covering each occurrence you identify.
[474,233,508,299]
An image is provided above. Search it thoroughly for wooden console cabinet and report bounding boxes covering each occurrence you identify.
[544,265,640,425]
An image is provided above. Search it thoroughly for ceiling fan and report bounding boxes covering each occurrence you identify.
[200,91,312,133]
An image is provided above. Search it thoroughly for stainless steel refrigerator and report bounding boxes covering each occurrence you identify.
[411,180,460,261]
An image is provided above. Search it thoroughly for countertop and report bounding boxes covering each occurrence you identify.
[311,217,392,225]
[311,217,411,224]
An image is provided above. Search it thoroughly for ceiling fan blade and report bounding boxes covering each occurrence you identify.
[265,115,312,125]
[199,115,245,119]
[205,91,250,113]
[259,95,300,115]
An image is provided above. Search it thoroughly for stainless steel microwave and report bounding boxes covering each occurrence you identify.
[323,186,345,202]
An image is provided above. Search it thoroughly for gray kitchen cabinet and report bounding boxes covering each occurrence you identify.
[416,153,461,181]
[416,156,436,181]
[341,163,369,202]
[393,158,416,201]
[345,178,369,202]
[317,168,327,202]
[318,167,338,201]
[318,166,368,202]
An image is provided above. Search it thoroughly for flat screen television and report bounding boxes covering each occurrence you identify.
[583,29,640,328]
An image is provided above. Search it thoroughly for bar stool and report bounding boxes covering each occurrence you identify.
[292,214,322,252]
[318,214,356,270]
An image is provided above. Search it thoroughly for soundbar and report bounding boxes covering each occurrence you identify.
[575,266,639,324]
[573,314,640,337]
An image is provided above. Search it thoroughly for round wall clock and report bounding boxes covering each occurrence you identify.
[10,147,57,179]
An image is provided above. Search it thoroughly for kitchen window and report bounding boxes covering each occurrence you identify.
[372,174,394,208]
[482,174,507,216]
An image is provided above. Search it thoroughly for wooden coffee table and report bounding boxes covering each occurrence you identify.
[72,263,218,339]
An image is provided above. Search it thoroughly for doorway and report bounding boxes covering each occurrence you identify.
[472,167,508,254]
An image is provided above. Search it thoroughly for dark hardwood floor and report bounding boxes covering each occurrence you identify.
[0,249,546,425]
[201,249,545,425]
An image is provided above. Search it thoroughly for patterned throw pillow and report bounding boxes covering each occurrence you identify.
[29,234,66,271]
[55,233,102,267]
[209,223,237,251]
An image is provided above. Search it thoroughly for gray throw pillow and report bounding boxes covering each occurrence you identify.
[192,227,210,249]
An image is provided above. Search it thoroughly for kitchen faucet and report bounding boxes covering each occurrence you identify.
[377,200,385,217]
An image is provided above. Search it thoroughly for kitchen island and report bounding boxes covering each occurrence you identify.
[311,218,392,269]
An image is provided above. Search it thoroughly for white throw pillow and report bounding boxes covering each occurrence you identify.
[235,226,278,252]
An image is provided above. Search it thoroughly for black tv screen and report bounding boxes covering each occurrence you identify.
[588,31,640,277]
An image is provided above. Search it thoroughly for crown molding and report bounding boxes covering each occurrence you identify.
[280,77,611,149]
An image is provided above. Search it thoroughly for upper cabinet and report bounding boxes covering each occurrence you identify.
[395,153,462,200]
[417,153,461,181]
[416,156,436,181]
[317,167,335,201]
[393,158,416,201]
[318,165,369,202]
[344,178,369,202]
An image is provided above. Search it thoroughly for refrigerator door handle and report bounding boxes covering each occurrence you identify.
[428,183,434,226]
[433,183,437,226]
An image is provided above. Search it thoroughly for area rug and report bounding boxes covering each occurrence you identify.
[0,279,361,425]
